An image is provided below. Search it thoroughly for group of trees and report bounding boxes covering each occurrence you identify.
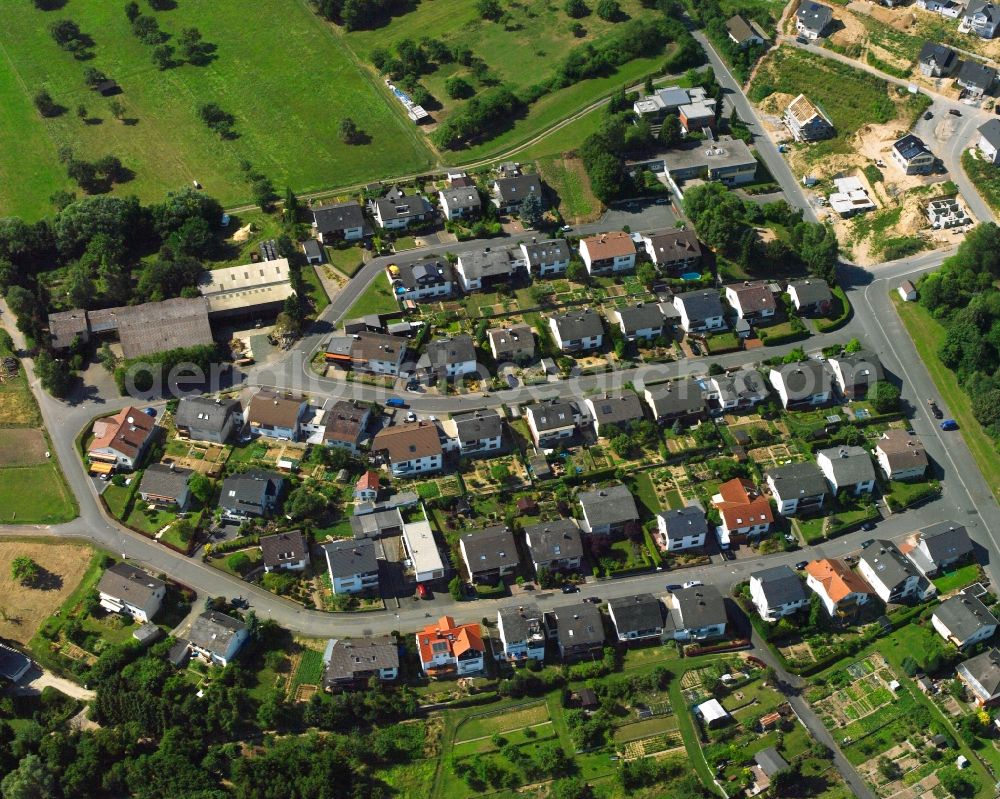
[313,0,414,30]
[58,146,130,195]
[689,0,768,83]
[49,18,94,59]
[198,103,238,139]
[123,1,215,71]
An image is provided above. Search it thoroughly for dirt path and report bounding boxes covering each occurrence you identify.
[14,665,95,701]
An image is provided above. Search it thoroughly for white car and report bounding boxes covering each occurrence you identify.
[682,580,703,589]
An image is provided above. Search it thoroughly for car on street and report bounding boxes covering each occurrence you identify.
[682,580,703,589]
[861,539,876,549]
[949,109,962,116]
[861,521,876,532]
[406,411,417,422]
[924,111,933,120]
[386,397,406,408]
[941,419,959,431]
[561,584,579,594]
[561,225,573,232]
[795,35,808,44]
[655,197,669,204]
[584,596,601,604]
[665,584,682,591]
[143,407,157,417]
[416,583,431,599]
[505,374,518,389]
[231,597,249,609]
[795,561,808,570]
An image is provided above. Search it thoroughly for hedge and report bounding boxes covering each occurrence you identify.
[816,286,852,333]
[759,327,811,347]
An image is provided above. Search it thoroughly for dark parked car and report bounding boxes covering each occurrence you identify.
[861,539,876,549]
[231,597,249,609]
[584,596,601,604]
[924,111,933,120]
[561,584,579,594]
[949,109,962,116]
[795,561,808,570]
[861,521,876,532]
[665,584,682,591]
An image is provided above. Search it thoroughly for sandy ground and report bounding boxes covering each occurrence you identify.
[0,542,93,647]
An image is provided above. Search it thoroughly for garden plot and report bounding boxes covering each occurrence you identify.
[815,654,896,728]
[453,701,550,745]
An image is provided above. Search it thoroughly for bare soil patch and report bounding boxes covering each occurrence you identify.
[0,429,47,467]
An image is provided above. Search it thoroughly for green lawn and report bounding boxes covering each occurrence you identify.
[343,275,399,319]
[301,263,330,316]
[290,648,324,692]
[516,105,607,161]
[537,154,599,222]
[933,563,982,594]
[0,462,76,524]
[893,294,1000,502]
[0,0,433,219]
[963,150,1000,213]
[325,246,365,278]
[630,471,661,517]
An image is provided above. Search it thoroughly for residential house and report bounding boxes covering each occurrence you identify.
[805,559,875,618]
[491,174,543,214]
[903,521,974,577]
[607,594,664,642]
[632,85,713,124]
[890,134,935,175]
[260,530,310,573]
[933,594,998,648]
[919,41,958,76]
[311,201,365,243]
[0,644,31,683]
[97,563,166,623]
[579,232,637,275]
[321,400,371,454]
[459,526,519,583]
[784,94,834,142]
[660,136,757,187]
[47,309,89,350]
[439,186,482,220]
[927,198,971,229]
[188,611,248,666]
[350,508,404,540]
[726,14,768,46]
[644,378,708,425]
[957,649,1000,706]
[918,0,964,15]
[497,604,546,662]
[768,361,832,408]
[655,505,709,551]
[750,565,809,622]
[765,461,829,516]
[520,239,571,276]
[858,540,922,603]
[725,281,777,322]
[584,391,646,438]
[387,259,455,302]
[88,407,157,471]
[614,302,667,342]
[679,99,718,134]
[705,368,769,415]
[322,636,399,690]
[548,310,604,352]
[324,332,408,375]
[796,1,833,38]
[246,390,308,441]
[174,396,243,443]
[752,749,790,794]
[577,483,640,536]
[323,539,380,594]
[712,478,774,544]
[640,228,701,272]
[372,187,433,230]
[828,350,884,399]
[354,471,381,503]
[219,470,284,520]
[525,400,581,446]
[454,247,525,293]
[524,519,584,575]
[371,421,443,477]
[664,585,728,641]
[816,445,877,496]
[957,59,998,96]
[416,335,478,383]
[875,429,929,481]
[787,279,833,315]
[487,324,535,362]
[962,0,1000,37]
[137,463,192,510]
[450,409,503,456]
[544,602,606,660]
[417,616,484,678]
[673,290,726,333]
[828,176,876,217]
[978,119,1000,164]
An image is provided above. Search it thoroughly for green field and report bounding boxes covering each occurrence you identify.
[0,0,433,219]
[0,464,76,524]
[344,275,400,319]
[537,154,599,222]
[963,150,1000,213]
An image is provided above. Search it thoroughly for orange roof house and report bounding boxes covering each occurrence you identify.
[805,559,875,618]
[416,615,485,678]
[713,478,774,539]
[88,406,156,470]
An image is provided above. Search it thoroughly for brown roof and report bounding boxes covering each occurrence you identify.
[48,309,89,349]
[115,298,214,359]
[644,228,700,264]
[786,94,824,125]
[89,406,156,459]
[727,281,777,313]
[876,429,929,471]
[259,530,308,568]
[351,332,407,364]
[805,558,873,602]
[322,400,368,446]
[372,421,442,463]
[247,390,304,430]
[582,231,636,260]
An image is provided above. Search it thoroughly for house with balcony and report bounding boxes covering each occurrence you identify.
[188,611,248,666]
[525,400,581,446]
[933,594,998,648]
[805,558,875,619]
[608,594,664,642]
[417,616,484,678]
[578,483,640,537]
[491,173,543,214]
[712,478,774,545]
[768,361,832,409]
[796,1,833,38]
[750,565,808,622]
[644,378,708,425]
[614,302,668,342]
[246,390,308,441]
[725,281,777,322]
[902,521,974,577]
[549,310,604,352]
[827,351,884,400]
[386,259,455,302]
[875,429,929,481]
[497,604,546,662]
[371,421,443,477]
[584,391,646,438]
[524,519,584,576]
[460,526,519,584]
[641,228,702,272]
[656,505,708,551]
[705,369,769,415]
[174,396,243,443]
[664,585,728,641]
[322,636,399,690]
[673,290,726,334]
[455,247,525,293]
[311,201,365,243]
[817,445,877,496]
[957,649,1000,706]
[415,335,478,384]
[97,563,166,623]
[371,187,433,230]
[260,530,310,573]
[449,409,503,456]
[219,470,284,520]
[439,186,482,220]
[323,539,380,595]
[765,461,828,516]
[858,540,923,604]
[520,239,571,276]
[787,279,833,315]
[544,602,606,660]
[579,232,637,275]
[487,324,535,363]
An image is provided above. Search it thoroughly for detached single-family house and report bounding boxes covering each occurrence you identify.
[615,302,667,342]
[673,290,726,333]
[449,409,503,456]
[725,281,777,322]
[641,228,702,272]
[858,540,922,603]
[371,421,443,477]
[962,0,1000,38]
[958,649,1000,706]
[958,59,999,96]
[644,378,707,425]
[656,505,709,551]
[712,478,774,543]
[312,201,365,243]
[372,187,433,230]
[323,539,380,594]
[817,445,877,496]
[88,406,157,472]
[454,247,524,293]
[138,463,192,510]
[918,41,958,76]
[497,604,546,662]
[322,636,399,690]
[247,390,308,441]
[545,602,606,661]
[417,616,484,678]
[577,483,640,537]
[260,530,310,573]
[491,174,543,214]
[933,594,998,648]
[354,471,381,503]
[321,400,370,455]
[903,521,974,577]
[439,186,482,220]
[549,310,604,352]
[524,519,584,575]
[219,470,284,520]
[488,324,535,363]
[805,559,875,618]
[174,396,243,443]
[579,232,637,275]
[787,279,833,315]
[188,611,248,666]
[750,565,809,621]
[768,361,832,408]
[784,94,834,142]
[525,400,581,446]
[765,461,829,516]
[875,429,929,481]
[752,749,790,794]
[705,369,769,414]
[416,335,478,383]
[520,239,571,276]
[459,526,519,583]
[828,351,884,399]
[726,14,768,47]
[978,119,1000,164]
[891,134,935,175]
[97,563,166,623]
[796,1,833,38]
[387,259,455,302]
[584,391,646,438]
[608,594,664,642]
[665,584,728,641]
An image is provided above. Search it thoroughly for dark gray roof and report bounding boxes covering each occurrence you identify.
[578,483,639,527]
[394,259,454,289]
[966,0,1000,22]
[788,278,832,305]
[860,540,918,590]
[527,400,578,432]
[219,470,283,515]
[551,310,604,340]
[980,118,1000,149]
[440,186,482,211]
[671,584,727,630]
[608,594,663,633]
[646,378,707,418]
[312,201,364,234]
[493,174,542,203]
[796,1,832,31]
[97,562,166,606]
[302,239,323,258]
[0,643,30,681]
[453,409,503,443]
[521,239,570,267]
[138,463,192,501]
[323,539,378,579]
[755,747,789,778]
[830,350,884,390]
[892,134,930,163]
[818,445,877,486]
[524,519,584,562]
[350,508,404,539]
[960,648,1000,697]
[133,622,162,645]
[260,530,308,569]
[498,603,544,642]
[616,303,666,332]
[751,565,807,607]
[919,41,957,69]
[375,191,432,221]
[461,526,519,574]
[188,611,246,658]
[771,361,832,400]
[675,289,725,323]
[420,335,476,369]
[765,461,829,499]
[323,636,399,685]
[588,392,646,427]
[933,594,998,643]
[547,602,605,649]
[459,247,521,280]
[919,521,974,564]
[659,505,709,540]
[712,368,768,404]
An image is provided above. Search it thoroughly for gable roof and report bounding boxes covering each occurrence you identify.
[521,239,570,267]
[138,463,192,501]
[726,14,768,42]
[372,421,442,463]
[751,565,807,607]
[934,594,998,642]
[114,297,214,359]
[616,302,666,332]
[420,335,476,368]
[219,469,283,514]
[487,324,534,356]
[642,227,700,264]
[188,610,246,657]
[312,201,365,233]
[957,59,997,89]
[458,247,521,281]
[493,174,542,203]
[806,558,873,602]
[919,41,957,69]
[770,360,832,400]
[755,747,789,778]
[90,406,156,459]
[918,521,973,563]
[527,400,578,432]
[587,391,646,427]
[818,445,877,485]
[524,518,584,562]
[174,396,242,435]
[659,505,709,540]
[669,584,727,630]
[959,648,1000,697]
[582,231,636,260]
[350,507,404,539]
[980,118,1000,149]
[453,409,503,443]
[577,483,639,528]
[727,281,777,314]
[323,636,399,685]
[765,460,829,499]
[374,190,432,222]
[608,594,663,632]
[97,562,165,606]
[260,530,308,569]
[47,309,89,349]
[323,538,378,578]
[461,526,519,574]
[892,134,931,162]
[714,478,774,529]
[876,429,928,472]
[645,378,707,417]
[796,1,833,30]
[675,289,726,321]
[860,539,919,589]
[247,390,304,430]
[547,602,605,649]
[786,94,830,126]
[498,603,544,643]
[711,368,768,405]
[350,331,407,364]
[440,186,482,211]
[417,616,484,664]
[550,310,604,340]
[787,278,832,305]
[322,400,369,446]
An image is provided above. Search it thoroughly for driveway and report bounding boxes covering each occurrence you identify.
[13,664,95,701]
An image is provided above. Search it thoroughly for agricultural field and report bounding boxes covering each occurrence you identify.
[537,154,600,223]
[0,0,433,220]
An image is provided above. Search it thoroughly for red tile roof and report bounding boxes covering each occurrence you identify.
[89,407,155,459]
[714,478,774,529]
